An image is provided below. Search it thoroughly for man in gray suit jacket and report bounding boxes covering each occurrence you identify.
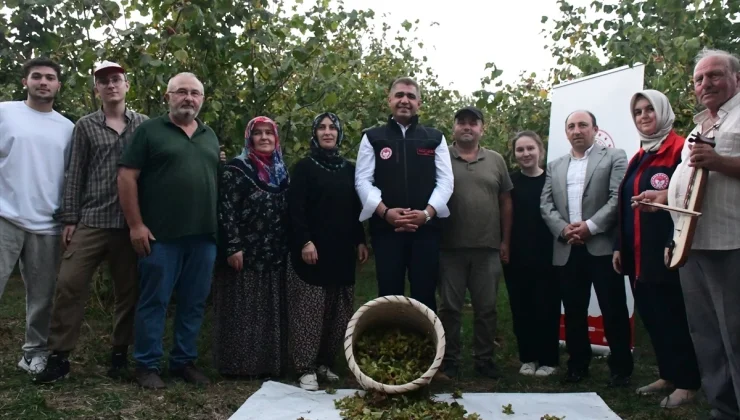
[540,110,633,386]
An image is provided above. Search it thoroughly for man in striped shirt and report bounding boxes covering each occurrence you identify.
[33,61,148,384]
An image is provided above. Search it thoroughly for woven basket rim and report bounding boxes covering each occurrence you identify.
[343,295,446,394]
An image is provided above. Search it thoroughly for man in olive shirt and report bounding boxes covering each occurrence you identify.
[438,106,513,379]
[118,72,219,389]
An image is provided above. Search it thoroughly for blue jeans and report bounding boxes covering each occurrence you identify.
[133,235,216,371]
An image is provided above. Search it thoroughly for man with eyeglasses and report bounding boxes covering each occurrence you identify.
[117,72,220,389]
[33,61,148,384]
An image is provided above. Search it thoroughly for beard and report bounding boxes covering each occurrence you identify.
[171,104,200,121]
[28,89,55,103]
[455,134,476,144]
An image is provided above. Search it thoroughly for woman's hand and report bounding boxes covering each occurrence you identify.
[612,251,622,274]
[228,251,244,271]
[631,190,668,212]
[357,244,369,264]
[302,242,318,265]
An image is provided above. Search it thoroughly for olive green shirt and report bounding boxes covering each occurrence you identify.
[119,114,220,241]
[440,144,513,249]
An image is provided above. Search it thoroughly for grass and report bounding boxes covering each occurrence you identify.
[0,258,708,419]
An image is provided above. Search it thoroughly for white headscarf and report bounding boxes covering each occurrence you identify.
[630,89,675,152]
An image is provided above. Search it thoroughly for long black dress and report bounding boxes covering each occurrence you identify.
[503,170,561,368]
[286,156,365,374]
[212,158,293,377]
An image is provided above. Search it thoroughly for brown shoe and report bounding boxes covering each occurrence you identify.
[170,363,210,386]
[135,368,166,389]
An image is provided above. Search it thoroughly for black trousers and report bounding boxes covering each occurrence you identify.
[631,274,701,390]
[559,246,633,376]
[371,228,439,312]
[504,261,561,367]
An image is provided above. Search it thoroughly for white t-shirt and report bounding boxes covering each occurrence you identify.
[0,101,74,234]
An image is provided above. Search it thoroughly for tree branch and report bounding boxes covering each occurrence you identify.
[95,0,124,43]
[80,1,98,111]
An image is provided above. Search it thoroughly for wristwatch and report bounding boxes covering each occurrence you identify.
[423,209,431,224]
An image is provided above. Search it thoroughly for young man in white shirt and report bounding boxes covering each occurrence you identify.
[0,57,75,374]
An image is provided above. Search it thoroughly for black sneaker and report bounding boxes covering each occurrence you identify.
[563,368,589,383]
[474,359,500,379]
[32,353,70,384]
[606,373,631,388]
[108,348,129,379]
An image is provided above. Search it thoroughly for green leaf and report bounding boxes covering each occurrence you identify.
[275,115,289,126]
[685,37,701,51]
[541,16,548,23]
[325,92,338,107]
[149,59,164,67]
[173,49,188,63]
[401,20,412,31]
[170,34,188,49]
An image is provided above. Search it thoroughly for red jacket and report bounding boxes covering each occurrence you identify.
[616,130,684,281]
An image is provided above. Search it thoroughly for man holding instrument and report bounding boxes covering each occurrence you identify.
[633,48,740,420]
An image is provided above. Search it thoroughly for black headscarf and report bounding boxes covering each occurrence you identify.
[310,112,346,171]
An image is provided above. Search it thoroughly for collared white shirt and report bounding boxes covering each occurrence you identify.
[566,143,601,234]
[667,90,740,250]
[355,120,454,221]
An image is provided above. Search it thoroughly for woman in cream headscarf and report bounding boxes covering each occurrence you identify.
[613,90,700,408]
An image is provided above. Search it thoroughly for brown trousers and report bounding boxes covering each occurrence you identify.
[47,224,138,352]
[438,248,502,364]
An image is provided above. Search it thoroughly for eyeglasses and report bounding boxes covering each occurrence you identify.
[168,89,203,98]
[97,77,125,86]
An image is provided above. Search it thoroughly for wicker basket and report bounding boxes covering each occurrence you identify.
[343,295,446,394]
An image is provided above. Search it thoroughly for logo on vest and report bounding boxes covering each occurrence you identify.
[417,148,435,157]
[595,129,615,148]
[650,173,670,190]
[380,147,392,160]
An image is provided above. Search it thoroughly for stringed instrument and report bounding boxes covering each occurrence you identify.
[631,131,716,269]
[664,132,715,269]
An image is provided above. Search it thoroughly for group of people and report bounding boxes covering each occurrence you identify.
[0,46,738,420]
[0,57,368,392]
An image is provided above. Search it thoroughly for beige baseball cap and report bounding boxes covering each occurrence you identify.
[94,60,125,77]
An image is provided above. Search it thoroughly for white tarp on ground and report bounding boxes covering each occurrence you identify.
[229,381,622,420]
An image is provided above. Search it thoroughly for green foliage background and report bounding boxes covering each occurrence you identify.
[0,0,737,169]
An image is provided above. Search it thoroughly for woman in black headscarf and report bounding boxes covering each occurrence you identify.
[286,112,368,391]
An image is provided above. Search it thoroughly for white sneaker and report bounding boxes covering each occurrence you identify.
[299,372,319,391]
[519,362,537,376]
[317,365,339,382]
[535,366,558,377]
[18,355,47,374]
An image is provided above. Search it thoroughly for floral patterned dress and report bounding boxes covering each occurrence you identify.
[212,158,292,377]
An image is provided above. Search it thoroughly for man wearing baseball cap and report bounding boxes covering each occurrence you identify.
[34,60,149,384]
[437,106,513,380]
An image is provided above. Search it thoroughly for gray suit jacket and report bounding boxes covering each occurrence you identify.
[540,145,627,266]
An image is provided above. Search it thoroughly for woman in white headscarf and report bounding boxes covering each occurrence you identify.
[613,90,700,408]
